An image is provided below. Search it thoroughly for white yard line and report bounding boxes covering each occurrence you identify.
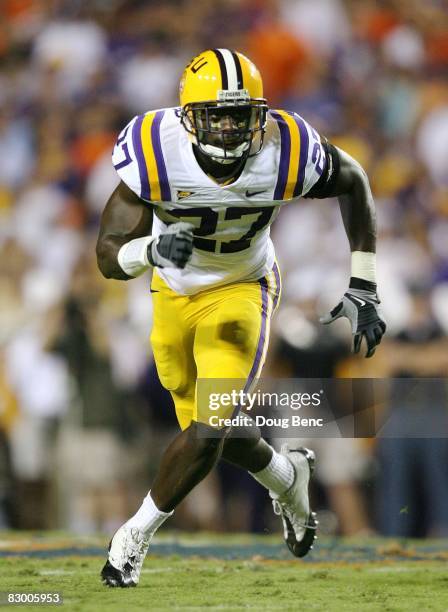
[40,567,176,576]
[368,566,419,573]
[40,569,76,575]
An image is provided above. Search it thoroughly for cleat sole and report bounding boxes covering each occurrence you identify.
[100,560,137,588]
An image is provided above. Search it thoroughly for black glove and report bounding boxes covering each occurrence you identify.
[320,277,386,358]
[148,222,194,269]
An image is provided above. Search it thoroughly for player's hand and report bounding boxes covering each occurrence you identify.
[148,222,194,269]
[320,278,386,358]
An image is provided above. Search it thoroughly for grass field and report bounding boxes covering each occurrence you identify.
[1,532,447,611]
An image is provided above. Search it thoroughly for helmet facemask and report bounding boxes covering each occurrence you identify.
[181,99,267,163]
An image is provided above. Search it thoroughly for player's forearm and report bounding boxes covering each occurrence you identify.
[96,234,133,280]
[96,182,155,280]
[97,223,195,280]
[332,147,377,284]
[338,166,376,255]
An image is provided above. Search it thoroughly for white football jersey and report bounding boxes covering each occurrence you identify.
[112,107,326,295]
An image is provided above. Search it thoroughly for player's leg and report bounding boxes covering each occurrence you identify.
[102,277,228,587]
[191,273,288,476]
[221,417,273,472]
[192,279,273,462]
[127,280,277,522]
[101,422,227,587]
[150,420,227,511]
[220,420,306,510]
[194,272,317,557]
[221,433,318,559]
[148,278,229,512]
[192,277,290,483]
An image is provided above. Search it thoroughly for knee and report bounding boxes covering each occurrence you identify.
[186,421,229,457]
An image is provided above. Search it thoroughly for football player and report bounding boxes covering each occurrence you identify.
[97,49,385,587]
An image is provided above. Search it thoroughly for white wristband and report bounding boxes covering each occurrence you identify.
[117,236,155,277]
[351,251,376,283]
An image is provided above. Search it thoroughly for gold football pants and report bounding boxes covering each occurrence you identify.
[150,264,281,430]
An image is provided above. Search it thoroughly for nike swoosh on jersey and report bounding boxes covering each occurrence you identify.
[245,189,266,198]
[177,190,195,200]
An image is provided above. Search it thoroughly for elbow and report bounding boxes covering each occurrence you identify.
[97,263,114,280]
[96,239,109,278]
[337,146,371,195]
[96,257,114,280]
[349,161,370,193]
[96,238,122,280]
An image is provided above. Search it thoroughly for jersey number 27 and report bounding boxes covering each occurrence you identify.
[164,206,275,253]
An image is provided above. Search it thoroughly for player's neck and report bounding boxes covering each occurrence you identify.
[193,145,247,185]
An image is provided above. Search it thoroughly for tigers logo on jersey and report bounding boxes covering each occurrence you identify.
[177,190,195,200]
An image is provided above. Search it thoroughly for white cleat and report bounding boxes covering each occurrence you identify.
[101,524,151,587]
[270,445,318,558]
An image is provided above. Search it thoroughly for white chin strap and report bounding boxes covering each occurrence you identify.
[201,141,249,163]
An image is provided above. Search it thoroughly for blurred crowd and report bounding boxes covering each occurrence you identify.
[1,0,448,538]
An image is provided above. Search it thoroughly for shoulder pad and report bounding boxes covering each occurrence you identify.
[112,110,171,202]
[269,109,311,200]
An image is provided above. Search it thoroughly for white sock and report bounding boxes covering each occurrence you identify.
[250,448,295,496]
[126,492,173,536]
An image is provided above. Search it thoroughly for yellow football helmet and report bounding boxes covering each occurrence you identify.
[179,49,268,161]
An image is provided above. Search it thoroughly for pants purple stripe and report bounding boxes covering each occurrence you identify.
[244,278,269,392]
[132,115,151,200]
[230,278,269,419]
[272,262,281,311]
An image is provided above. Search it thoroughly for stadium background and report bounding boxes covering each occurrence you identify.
[0,0,447,542]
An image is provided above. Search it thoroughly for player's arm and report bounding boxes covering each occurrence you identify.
[305,144,386,358]
[320,146,376,253]
[96,181,194,280]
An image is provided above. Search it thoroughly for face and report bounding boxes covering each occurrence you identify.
[194,106,259,150]
[181,100,268,160]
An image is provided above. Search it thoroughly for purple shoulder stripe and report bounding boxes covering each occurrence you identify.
[151,111,171,201]
[292,114,309,198]
[271,111,291,200]
[132,115,151,200]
